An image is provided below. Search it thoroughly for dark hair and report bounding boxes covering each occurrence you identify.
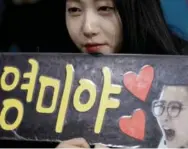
[115,0,187,54]
[62,0,185,54]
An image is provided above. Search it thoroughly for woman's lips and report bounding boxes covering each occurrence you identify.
[84,44,106,53]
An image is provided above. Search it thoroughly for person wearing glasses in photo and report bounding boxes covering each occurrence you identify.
[152,85,188,148]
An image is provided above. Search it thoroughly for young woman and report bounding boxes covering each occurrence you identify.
[61,0,187,56]
[56,0,187,148]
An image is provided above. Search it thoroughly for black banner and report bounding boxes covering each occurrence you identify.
[0,53,187,148]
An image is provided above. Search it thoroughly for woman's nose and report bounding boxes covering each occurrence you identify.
[82,11,99,38]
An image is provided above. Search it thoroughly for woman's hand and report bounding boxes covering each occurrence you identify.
[56,138,90,148]
[56,138,109,148]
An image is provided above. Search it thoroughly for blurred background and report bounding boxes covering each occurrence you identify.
[0,0,71,53]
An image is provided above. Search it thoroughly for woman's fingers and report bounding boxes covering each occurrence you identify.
[56,138,110,148]
[56,138,90,148]
[56,144,80,148]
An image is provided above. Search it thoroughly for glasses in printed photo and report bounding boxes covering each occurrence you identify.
[152,100,187,118]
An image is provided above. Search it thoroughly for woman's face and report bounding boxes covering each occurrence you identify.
[152,86,188,148]
[65,0,123,54]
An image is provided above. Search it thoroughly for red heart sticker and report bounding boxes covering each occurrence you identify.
[123,65,154,102]
[119,109,145,140]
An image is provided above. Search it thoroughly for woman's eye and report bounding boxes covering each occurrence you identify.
[98,6,114,14]
[68,7,82,16]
